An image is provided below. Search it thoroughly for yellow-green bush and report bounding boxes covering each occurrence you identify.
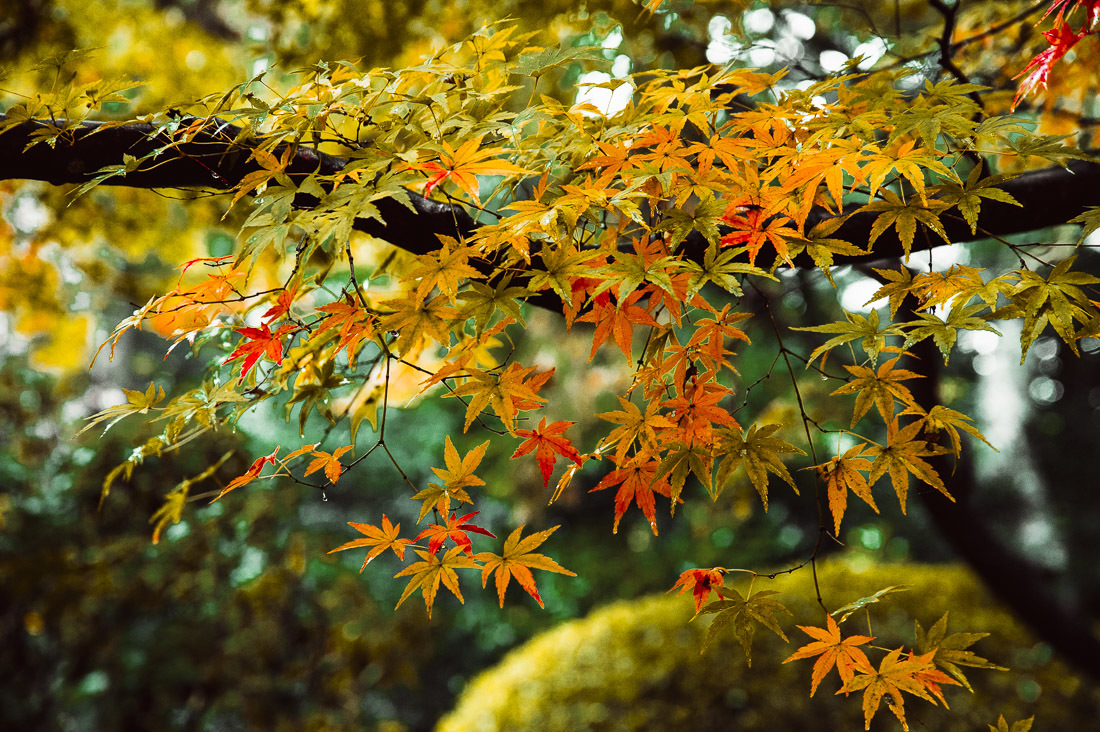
[438,561,1100,731]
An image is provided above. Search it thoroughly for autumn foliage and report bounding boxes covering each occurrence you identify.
[6,0,1098,728]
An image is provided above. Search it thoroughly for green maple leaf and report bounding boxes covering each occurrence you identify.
[900,303,1000,364]
[795,309,901,367]
[915,612,1007,692]
[866,421,952,513]
[699,588,791,664]
[714,424,806,508]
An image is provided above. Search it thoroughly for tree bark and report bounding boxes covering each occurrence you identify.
[2,115,1098,271]
[910,338,1100,679]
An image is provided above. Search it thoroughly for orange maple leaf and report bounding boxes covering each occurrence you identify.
[409,135,531,202]
[304,444,354,484]
[575,289,660,361]
[312,295,376,366]
[328,514,412,570]
[661,378,739,447]
[907,649,961,706]
[815,442,878,535]
[782,614,876,696]
[261,286,297,324]
[590,457,672,535]
[474,524,576,608]
[838,647,943,731]
[213,447,280,502]
[511,418,583,489]
[720,204,798,265]
[668,567,728,613]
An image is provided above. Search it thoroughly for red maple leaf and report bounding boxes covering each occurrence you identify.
[415,511,497,556]
[512,418,583,489]
[668,567,728,613]
[1012,22,1086,110]
[223,323,298,383]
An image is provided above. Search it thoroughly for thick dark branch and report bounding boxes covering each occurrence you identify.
[1,115,1097,273]
[825,161,1100,264]
[0,115,478,258]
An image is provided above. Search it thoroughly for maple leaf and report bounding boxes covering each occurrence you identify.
[681,242,774,299]
[900,404,995,458]
[511,418,583,489]
[1012,22,1086,110]
[997,255,1100,360]
[446,363,552,434]
[860,190,950,258]
[989,715,1036,732]
[698,588,791,664]
[830,356,923,427]
[715,424,806,508]
[654,440,713,510]
[907,649,961,706]
[312,294,376,366]
[932,164,1021,236]
[815,443,878,536]
[782,614,876,696]
[661,378,739,447]
[914,612,1007,692]
[668,567,727,614]
[860,139,953,204]
[77,381,166,437]
[720,205,799,265]
[900,303,1001,364]
[328,515,412,570]
[838,647,938,731]
[590,457,672,535]
[474,524,575,608]
[865,266,914,318]
[596,396,675,464]
[866,420,953,513]
[213,447,280,502]
[412,435,489,522]
[415,511,496,556]
[304,444,354,484]
[832,585,910,624]
[686,304,752,374]
[223,323,299,384]
[394,546,480,619]
[405,235,481,301]
[261,286,297,324]
[795,309,899,367]
[575,288,660,362]
[378,293,457,357]
[409,135,531,202]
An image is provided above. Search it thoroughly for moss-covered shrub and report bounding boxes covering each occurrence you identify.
[438,561,1100,731]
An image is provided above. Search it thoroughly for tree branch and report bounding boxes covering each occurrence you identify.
[1,115,1098,278]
